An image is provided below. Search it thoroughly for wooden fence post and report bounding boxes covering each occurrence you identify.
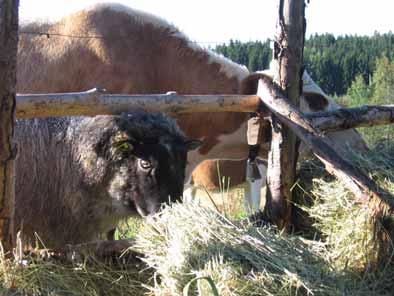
[263,0,305,228]
[0,0,19,251]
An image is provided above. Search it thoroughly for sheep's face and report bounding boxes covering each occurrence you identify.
[81,115,200,218]
[107,133,191,217]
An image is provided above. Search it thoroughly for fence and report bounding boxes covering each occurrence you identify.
[1,0,394,251]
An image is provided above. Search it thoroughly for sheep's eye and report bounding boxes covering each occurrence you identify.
[138,159,152,171]
[115,141,133,152]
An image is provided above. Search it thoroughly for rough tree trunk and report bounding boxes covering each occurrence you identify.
[0,0,19,251]
[264,0,305,228]
[306,105,394,132]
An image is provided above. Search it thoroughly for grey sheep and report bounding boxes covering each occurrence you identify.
[15,112,200,249]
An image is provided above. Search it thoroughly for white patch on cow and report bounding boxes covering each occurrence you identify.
[206,51,249,83]
[179,37,249,82]
[257,67,338,112]
[208,121,248,161]
[302,71,337,111]
[184,121,248,183]
[302,71,324,95]
[185,151,206,183]
[188,122,248,179]
[182,184,197,203]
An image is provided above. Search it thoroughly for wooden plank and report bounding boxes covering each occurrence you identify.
[15,89,261,118]
[306,105,394,131]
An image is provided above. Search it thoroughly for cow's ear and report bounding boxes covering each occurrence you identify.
[240,72,273,95]
[303,92,329,111]
[185,139,202,151]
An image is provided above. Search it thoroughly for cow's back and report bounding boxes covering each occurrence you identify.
[18,5,170,94]
[18,4,246,95]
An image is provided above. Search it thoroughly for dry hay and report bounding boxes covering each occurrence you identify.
[133,202,336,296]
[294,143,394,271]
[1,143,394,295]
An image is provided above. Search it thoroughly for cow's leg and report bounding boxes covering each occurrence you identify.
[244,161,267,214]
[183,183,197,203]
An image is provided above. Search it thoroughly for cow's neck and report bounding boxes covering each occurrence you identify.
[158,36,250,163]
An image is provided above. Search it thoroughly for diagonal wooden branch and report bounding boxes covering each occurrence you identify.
[258,76,394,214]
[306,105,394,132]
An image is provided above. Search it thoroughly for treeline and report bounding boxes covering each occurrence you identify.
[213,33,393,95]
[345,56,394,144]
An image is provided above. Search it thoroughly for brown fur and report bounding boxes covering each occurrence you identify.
[17,6,248,145]
[17,4,366,196]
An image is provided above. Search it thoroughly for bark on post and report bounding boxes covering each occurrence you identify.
[15,90,261,118]
[264,0,305,228]
[306,105,394,132]
[258,77,394,215]
[0,0,19,251]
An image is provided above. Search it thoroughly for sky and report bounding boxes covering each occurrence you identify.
[19,0,393,45]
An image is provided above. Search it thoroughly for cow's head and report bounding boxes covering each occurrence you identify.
[240,70,368,153]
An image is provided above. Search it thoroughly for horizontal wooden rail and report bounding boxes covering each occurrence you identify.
[15,88,261,118]
[16,89,394,135]
[305,105,394,132]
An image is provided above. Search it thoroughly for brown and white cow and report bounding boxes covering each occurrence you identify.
[17,3,366,212]
[190,69,368,211]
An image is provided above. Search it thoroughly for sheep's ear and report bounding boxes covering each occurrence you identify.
[185,139,202,151]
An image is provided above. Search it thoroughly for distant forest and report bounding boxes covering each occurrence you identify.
[213,33,394,95]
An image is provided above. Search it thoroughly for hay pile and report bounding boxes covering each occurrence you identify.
[133,198,394,296]
[296,144,394,271]
[0,247,151,296]
[133,202,337,296]
[1,144,394,295]
[131,144,394,295]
